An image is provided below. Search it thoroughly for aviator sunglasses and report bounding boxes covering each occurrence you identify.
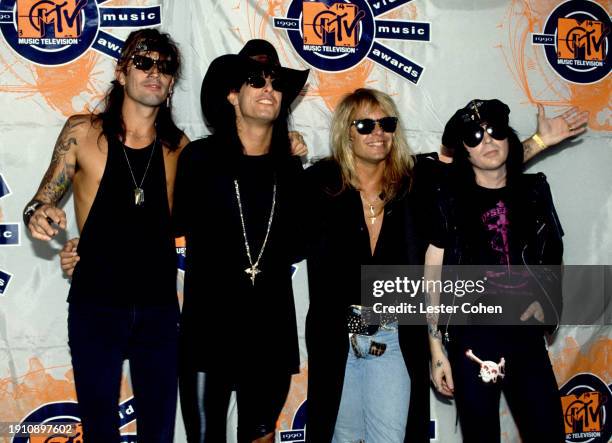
[461,122,508,148]
[245,69,285,92]
[351,117,398,135]
[130,54,178,75]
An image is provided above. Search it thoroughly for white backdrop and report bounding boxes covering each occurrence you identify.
[1,1,610,442]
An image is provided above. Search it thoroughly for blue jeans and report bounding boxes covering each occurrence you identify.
[333,327,410,443]
[68,303,179,443]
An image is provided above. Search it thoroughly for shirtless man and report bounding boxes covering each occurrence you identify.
[23,29,188,443]
[25,32,309,442]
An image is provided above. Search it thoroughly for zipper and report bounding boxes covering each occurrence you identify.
[521,222,561,334]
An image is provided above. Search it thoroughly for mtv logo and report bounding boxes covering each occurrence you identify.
[17,0,85,39]
[561,391,603,433]
[302,1,364,47]
[0,223,19,246]
[557,18,607,61]
[0,173,11,199]
[29,423,83,443]
[0,269,12,296]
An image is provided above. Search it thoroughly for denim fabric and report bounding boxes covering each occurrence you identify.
[68,303,179,443]
[332,327,411,443]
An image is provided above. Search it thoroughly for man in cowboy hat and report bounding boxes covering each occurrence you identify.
[51,37,309,442]
[174,39,308,443]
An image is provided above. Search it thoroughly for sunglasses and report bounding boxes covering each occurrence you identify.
[130,54,177,75]
[245,69,285,92]
[351,117,398,135]
[462,122,508,148]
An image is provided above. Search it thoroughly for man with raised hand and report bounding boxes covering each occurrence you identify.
[427,99,570,442]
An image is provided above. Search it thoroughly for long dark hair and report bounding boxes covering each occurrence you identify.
[93,29,184,151]
[451,126,524,186]
[211,75,292,161]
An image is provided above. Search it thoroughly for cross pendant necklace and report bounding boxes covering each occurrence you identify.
[359,191,383,225]
[234,177,276,286]
[244,264,261,285]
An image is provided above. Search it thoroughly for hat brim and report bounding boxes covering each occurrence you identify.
[442,99,510,151]
[201,53,308,129]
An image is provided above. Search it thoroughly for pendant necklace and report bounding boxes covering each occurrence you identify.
[359,191,383,225]
[122,137,157,206]
[234,177,276,286]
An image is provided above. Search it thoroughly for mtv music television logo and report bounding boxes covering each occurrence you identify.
[531,0,610,84]
[17,0,87,39]
[275,0,429,81]
[1,0,161,65]
[302,2,365,48]
[562,391,604,437]
[29,423,83,443]
[557,18,608,64]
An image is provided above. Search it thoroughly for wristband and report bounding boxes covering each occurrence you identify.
[23,200,44,226]
[531,133,547,150]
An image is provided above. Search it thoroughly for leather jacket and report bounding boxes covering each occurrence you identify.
[417,156,564,333]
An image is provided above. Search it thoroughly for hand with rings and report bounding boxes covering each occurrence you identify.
[289,131,308,157]
[535,103,589,148]
[27,203,67,241]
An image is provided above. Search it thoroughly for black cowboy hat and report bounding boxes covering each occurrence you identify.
[201,39,309,129]
[442,99,510,152]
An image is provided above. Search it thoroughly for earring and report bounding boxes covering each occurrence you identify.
[166,90,173,107]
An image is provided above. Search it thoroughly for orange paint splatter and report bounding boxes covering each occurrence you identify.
[501,1,611,131]
[550,335,612,386]
[106,0,150,5]
[34,53,107,116]
[0,358,76,429]
[277,363,307,431]
[313,63,375,111]
[385,3,418,20]
[0,0,150,117]
[236,1,374,110]
[232,0,420,112]
[0,0,168,119]
[0,51,108,118]
[0,357,134,443]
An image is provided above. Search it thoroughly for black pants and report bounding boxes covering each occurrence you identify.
[179,366,291,443]
[68,303,179,443]
[447,329,564,443]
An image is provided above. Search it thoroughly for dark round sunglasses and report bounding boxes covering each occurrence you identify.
[462,122,508,148]
[245,69,285,92]
[130,54,177,76]
[351,117,398,135]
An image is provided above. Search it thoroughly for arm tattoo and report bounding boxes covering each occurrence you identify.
[428,324,442,340]
[36,118,82,204]
[523,139,536,163]
[425,292,442,339]
[40,164,75,203]
[435,359,443,368]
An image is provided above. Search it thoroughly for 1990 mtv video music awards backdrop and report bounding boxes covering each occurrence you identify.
[0,0,610,442]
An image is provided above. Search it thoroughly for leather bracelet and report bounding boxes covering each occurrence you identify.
[23,200,44,226]
[531,133,547,150]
